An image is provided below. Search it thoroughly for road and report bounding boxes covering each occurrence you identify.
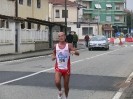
[0,44,133,99]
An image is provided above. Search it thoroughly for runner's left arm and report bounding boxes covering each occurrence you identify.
[68,43,79,56]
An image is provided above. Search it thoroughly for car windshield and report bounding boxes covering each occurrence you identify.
[91,36,106,41]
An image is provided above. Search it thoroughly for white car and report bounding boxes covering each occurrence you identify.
[88,35,109,51]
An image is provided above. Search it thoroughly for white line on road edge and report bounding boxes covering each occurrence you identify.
[0,55,46,65]
[112,72,133,99]
[0,48,120,86]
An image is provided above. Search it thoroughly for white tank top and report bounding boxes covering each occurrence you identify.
[56,43,70,69]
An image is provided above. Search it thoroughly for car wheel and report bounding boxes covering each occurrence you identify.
[88,48,91,51]
[106,46,109,50]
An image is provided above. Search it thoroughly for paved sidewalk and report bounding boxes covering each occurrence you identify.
[120,79,133,99]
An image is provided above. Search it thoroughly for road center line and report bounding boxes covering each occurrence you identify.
[0,49,120,86]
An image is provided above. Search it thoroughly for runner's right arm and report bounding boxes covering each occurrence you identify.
[52,44,56,61]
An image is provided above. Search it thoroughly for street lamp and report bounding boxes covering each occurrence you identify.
[65,0,67,35]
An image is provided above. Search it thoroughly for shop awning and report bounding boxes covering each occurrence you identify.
[102,25,114,31]
[95,4,101,9]
[106,4,112,8]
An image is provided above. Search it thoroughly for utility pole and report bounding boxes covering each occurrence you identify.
[15,0,18,17]
[65,0,67,35]
[97,0,100,35]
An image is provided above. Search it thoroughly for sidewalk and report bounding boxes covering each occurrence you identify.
[120,79,133,99]
[0,41,86,62]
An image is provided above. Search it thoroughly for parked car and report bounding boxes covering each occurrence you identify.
[88,35,109,51]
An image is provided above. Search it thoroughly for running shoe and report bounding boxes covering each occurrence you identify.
[58,91,63,99]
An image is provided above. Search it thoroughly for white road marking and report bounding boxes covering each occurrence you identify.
[112,72,133,99]
[0,68,54,86]
[0,55,46,65]
[0,47,132,99]
[0,49,120,86]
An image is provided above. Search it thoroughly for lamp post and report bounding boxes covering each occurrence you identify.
[65,0,67,35]
[97,0,100,35]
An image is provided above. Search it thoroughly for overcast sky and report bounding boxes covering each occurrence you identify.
[126,0,133,10]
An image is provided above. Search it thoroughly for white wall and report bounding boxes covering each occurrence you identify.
[68,24,98,40]
[53,5,77,22]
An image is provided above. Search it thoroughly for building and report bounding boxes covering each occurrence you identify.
[0,0,15,28]
[49,0,105,40]
[82,0,126,37]
[0,0,64,55]
[17,0,49,30]
[49,0,78,39]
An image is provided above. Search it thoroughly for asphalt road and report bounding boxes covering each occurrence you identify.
[0,44,133,99]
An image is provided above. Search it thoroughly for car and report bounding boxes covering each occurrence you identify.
[88,35,109,51]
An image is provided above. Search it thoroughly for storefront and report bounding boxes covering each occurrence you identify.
[102,24,114,38]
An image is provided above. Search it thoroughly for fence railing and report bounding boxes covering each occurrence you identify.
[21,29,49,43]
[0,28,49,44]
[0,28,14,44]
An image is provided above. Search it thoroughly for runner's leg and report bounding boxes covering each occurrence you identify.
[63,74,70,98]
[55,72,62,91]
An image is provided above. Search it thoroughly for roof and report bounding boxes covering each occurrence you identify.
[0,14,65,27]
[49,0,77,6]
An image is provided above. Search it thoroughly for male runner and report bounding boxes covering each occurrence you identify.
[52,32,79,99]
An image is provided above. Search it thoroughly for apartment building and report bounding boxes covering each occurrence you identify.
[82,0,126,37]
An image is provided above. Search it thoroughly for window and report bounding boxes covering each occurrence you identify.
[0,19,5,28]
[89,27,93,35]
[6,21,9,28]
[21,22,25,29]
[55,10,60,18]
[27,22,31,29]
[106,16,111,22]
[37,24,40,30]
[19,0,23,4]
[95,4,101,9]
[37,0,41,8]
[115,16,120,21]
[67,27,71,33]
[95,16,100,22]
[27,0,31,6]
[82,27,93,35]
[62,10,68,18]
[116,5,120,10]
[82,27,89,35]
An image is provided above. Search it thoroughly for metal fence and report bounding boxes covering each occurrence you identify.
[0,28,14,44]
[0,28,49,45]
[21,29,49,43]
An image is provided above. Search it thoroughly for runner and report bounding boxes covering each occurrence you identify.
[52,32,79,99]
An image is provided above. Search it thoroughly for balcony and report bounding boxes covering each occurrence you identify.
[83,9,94,14]
[114,12,126,15]
[104,0,125,3]
[82,0,93,1]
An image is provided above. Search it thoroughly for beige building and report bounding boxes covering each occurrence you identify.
[18,0,49,20]
[17,0,49,29]
[0,0,15,16]
[0,0,15,28]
